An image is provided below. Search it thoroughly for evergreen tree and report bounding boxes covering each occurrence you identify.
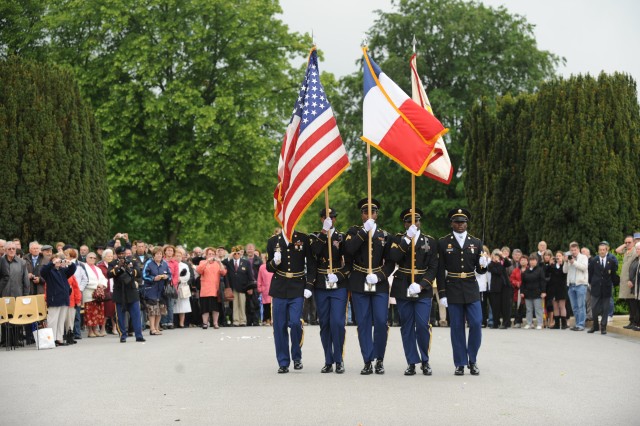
[0,57,109,245]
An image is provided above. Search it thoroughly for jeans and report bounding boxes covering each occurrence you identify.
[161,297,174,326]
[525,298,543,326]
[568,285,587,328]
[73,305,82,338]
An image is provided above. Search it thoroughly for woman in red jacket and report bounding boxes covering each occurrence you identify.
[510,255,528,328]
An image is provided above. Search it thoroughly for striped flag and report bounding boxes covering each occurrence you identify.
[274,48,349,241]
[410,53,453,184]
[361,47,448,176]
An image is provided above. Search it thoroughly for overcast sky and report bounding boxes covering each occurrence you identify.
[278,0,640,90]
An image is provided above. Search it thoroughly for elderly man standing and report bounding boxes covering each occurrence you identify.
[0,241,30,297]
[24,241,45,295]
[616,234,639,329]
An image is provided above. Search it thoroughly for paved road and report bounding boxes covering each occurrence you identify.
[2,322,638,425]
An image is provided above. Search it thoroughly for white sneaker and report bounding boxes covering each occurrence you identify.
[608,316,614,324]
[524,324,531,329]
[535,325,542,330]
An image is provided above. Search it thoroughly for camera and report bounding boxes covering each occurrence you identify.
[568,254,573,260]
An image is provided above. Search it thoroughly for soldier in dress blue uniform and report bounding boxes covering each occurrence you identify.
[344,198,395,375]
[309,207,349,374]
[436,208,488,376]
[389,208,438,376]
[266,230,315,374]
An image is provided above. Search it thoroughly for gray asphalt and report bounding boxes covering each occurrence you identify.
[2,322,638,425]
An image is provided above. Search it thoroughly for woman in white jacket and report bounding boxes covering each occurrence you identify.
[173,248,192,328]
[83,252,108,337]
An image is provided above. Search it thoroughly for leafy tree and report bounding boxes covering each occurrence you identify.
[333,0,562,238]
[0,57,109,245]
[40,0,309,246]
[0,0,48,60]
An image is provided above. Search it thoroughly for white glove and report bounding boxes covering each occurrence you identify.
[327,273,338,283]
[322,217,333,231]
[479,255,489,268]
[273,251,281,265]
[406,224,418,239]
[363,219,376,233]
[440,297,448,308]
[408,283,422,295]
[304,289,312,299]
[366,273,378,284]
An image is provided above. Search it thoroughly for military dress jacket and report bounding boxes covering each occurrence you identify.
[436,233,487,304]
[266,231,315,299]
[308,230,349,289]
[343,225,395,294]
[588,254,619,298]
[389,232,438,300]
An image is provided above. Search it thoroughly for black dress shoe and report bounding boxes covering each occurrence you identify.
[335,362,345,374]
[404,365,416,376]
[55,341,68,347]
[454,366,465,376]
[601,328,607,335]
[277,366,289,374]
[321,364,333,373]
[468,363,480,376]
[421,362,432,376]
[375,359,385,374]
[136,338,146,342]
[623,323,634,329]
[120,337,126,343]
[587,327,599,333]
[361,362,373,375]
[633,325,640,331]
[294,361,303,370]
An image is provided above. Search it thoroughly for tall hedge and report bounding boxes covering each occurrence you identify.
[0,57,109,246]
[463,73,640,252]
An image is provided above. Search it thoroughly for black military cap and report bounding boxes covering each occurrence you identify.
[319,207,338,218]
[448,208,471,222]
[400,208,424,222]
[357,198,381,212]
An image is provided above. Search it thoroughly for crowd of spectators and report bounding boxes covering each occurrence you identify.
[1,231,639,347]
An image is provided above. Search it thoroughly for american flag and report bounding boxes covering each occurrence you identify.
[274,48,349,241]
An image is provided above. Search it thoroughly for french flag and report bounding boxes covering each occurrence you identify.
[361,47,448,176]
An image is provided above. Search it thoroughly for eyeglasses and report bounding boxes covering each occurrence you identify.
[87,256,96,259]
[6,248,16,251]
[626,241,634,244]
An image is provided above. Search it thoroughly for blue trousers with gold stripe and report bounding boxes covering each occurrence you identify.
[315,287,348,365]
[397,298,432,365]
[351,291,389,363]
[272,296,304,367]
[448,301,482,367]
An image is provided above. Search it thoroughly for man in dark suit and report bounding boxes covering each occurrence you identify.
[389,207,438,376]
[344,198,395,375]
[227,245,256,327]
[24,241,45,295]
[587,241,619,334]
[437,208,488,376]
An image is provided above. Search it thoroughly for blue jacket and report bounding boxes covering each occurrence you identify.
[40,261,77,307]
[142,259,171,301]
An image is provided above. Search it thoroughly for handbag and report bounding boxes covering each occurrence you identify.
[178,283,191,299]
[92,286,106,302]
[33,328,55,350]
[224,287,234,302]
[164,282,178,299]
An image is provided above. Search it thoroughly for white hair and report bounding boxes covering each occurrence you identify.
[635,242,640,250]
[29,241,40,249]
[102,248,113,257]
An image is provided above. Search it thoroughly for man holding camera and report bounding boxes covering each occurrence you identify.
[563,242,589,331]
[108,246,145,342]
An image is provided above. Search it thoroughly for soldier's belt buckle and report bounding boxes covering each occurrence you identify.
[364,283,376,292]
[325,279,337,290]
[460,272,468,279]
[285,272,294,278]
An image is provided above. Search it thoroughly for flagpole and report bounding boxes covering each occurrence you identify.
[411,35,418,285]
[324,189,333,273]
[367,143,373,275]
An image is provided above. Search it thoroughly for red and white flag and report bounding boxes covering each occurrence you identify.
[410,53,453,184]
[361,47,448,176]
[274,48,349,240]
